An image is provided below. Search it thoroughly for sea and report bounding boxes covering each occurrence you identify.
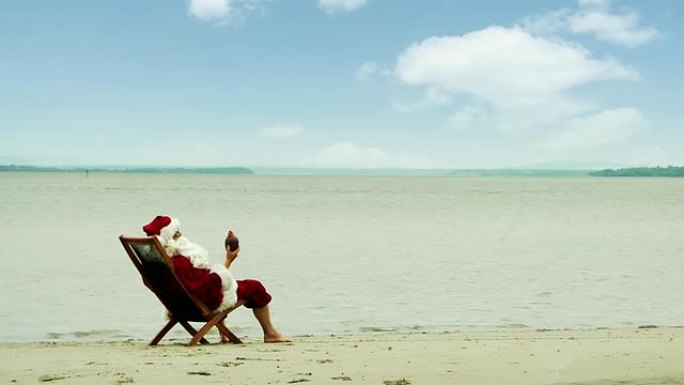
[1,172,683,342]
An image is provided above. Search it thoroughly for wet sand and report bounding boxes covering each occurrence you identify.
[1,327,683,385]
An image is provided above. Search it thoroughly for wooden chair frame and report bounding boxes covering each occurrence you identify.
[119,235,242,346]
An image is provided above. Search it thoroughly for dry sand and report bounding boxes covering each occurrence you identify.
[1,327,683,385]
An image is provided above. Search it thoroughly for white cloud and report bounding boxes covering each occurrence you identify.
[188,0,265,25]
[391,24,647,154]
[520,9,570,35]
[567,10,659,47]
[189,0,232,24]
[312,142,439,168]
[521,0,659,47]
[356,61,380,79]
[536,108,645,151]
[395,26,638,108]
[318,0,368,14]
[356,61,392,80]
[259,125,303,139]
[314,142,392,168]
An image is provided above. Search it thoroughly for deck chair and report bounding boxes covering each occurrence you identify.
[119,235,242,346]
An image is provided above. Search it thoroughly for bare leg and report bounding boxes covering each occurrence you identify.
[252,305,291,343]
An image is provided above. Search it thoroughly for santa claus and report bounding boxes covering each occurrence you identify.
[142,215,289,343]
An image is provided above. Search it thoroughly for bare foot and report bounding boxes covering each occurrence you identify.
[264,333,291,343]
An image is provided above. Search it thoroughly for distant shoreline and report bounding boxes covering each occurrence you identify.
[0,164,593,177]
[0,165,255,175]
[2,164,683,177]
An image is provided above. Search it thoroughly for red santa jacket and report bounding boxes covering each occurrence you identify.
[172,255,224,310]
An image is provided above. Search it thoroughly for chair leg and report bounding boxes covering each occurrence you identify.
[188,312,228,346]
[217,321,243,344]
[179,321,210,345]
[150,319,177,346]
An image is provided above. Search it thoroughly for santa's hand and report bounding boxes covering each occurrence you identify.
[224,247,239,269]
[225,246,240,264]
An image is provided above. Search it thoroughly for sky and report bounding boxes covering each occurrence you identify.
[1,0,682,169]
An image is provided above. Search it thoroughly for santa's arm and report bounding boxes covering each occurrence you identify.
[224,247,239,269]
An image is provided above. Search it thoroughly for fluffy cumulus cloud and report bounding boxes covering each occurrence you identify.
[390,22,649,153]
[259,125,303,139]
[521,0,659,47]
[318,0,368,14]
[396,26,638,108]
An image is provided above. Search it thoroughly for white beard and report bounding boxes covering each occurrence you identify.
[163,236,211,269]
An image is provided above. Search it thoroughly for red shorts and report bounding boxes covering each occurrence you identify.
[236,279,272,309]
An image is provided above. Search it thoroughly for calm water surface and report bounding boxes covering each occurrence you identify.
[1,173,683,342]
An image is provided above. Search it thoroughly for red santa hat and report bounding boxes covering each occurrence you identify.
[142,215,181,243]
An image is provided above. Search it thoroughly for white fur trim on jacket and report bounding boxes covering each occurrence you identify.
[163,236,211,269]
[211,264,239,312]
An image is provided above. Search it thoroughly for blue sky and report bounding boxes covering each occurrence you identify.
[1,0,682,168]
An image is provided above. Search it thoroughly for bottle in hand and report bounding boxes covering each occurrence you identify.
[225,230,239,251]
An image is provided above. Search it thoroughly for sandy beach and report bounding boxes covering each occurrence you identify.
[1,326,682,385]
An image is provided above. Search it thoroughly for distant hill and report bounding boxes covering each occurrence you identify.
[0,165,62,172]
[589,166,684,177]
[0,165,255,174]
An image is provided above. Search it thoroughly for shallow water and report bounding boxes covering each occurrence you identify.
[1,173,683,342]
